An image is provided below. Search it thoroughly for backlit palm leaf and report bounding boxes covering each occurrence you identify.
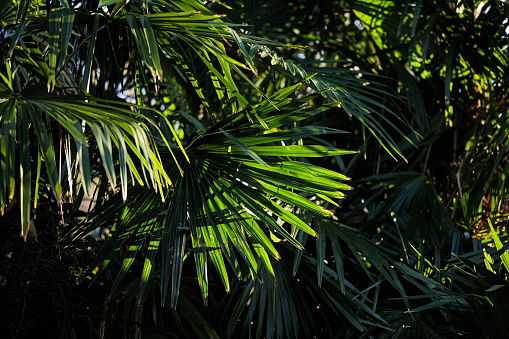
[69,87,355,309]
[0,84,176,238]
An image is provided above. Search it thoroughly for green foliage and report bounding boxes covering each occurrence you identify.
[2,0,509,338]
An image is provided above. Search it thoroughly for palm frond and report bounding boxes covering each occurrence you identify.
[0,85,177,238]
[67,87,354,309]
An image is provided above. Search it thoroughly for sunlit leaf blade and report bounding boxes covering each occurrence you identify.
[204,180,259,278]
[487,219,509,272]
[0,101,16,215]
[236,184,316,238]
[236,126,346,146]
[108,217,155,299]
[48,9,62,90]
[126,14,163,81]
[188,170,231,291]
[204,197,241,280]
[89,123,116,188]
[219,128,268,167]
[160,116,189,163]
[18,106,31,240]
[6,20,27,61]
[191,231,209,305]
[239,145,356,157]
[161,181,183,304]
[33,148,42,209]
[137,214,165,306]
[81,13,99,92]
[444,39,458,118]
[58,9,75,69]
[229,183,300,251]
[213,42,240,113]
[228,27,257,75]
[71,121,90,195]
[109,124,128,200]
[256,181,334,217]
[171,230,187,309]
[98,0,121,8]
[27,106,61,201]
[20,39,50,82]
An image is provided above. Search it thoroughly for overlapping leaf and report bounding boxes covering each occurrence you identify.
[69,88,354,308]
[0,85,176,238]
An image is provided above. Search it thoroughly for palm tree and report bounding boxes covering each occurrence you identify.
[1,0,411,337]
[1,0,508,338]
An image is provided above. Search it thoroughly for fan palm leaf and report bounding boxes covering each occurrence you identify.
[67,85,356,309]
[0,82,177,238]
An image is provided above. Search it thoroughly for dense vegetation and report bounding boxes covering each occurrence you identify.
[1,0,508,338]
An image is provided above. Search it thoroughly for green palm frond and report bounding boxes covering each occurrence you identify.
[267,55,413,160]
[223,244,386,338]
[67,86,355,309]
[0,84,177,238]
[10,0,509,337]
[455,103,509,231]
[359,172,452,251]
[391,246,509,338]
